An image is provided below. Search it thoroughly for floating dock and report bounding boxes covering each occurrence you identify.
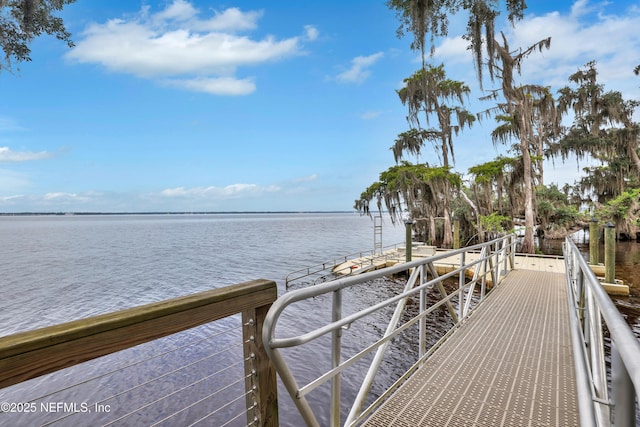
[333,244,630,295]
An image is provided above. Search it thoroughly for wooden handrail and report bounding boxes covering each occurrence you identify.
[0,279,279,425]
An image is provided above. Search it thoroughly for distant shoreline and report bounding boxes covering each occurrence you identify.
[0,211,355,217]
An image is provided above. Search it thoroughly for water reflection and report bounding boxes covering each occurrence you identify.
[538,235,640,339]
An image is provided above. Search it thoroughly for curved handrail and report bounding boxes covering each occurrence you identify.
[264,235,516,426]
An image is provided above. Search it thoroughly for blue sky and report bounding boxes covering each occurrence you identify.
[0,0,639,212]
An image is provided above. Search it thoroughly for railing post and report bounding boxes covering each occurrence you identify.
[576,263,585,325]
[480,247,488,300]
[501,238,508,275]
[589,217,599,265]
[494,241,500,286]
[331,289,343,427]
[507,234,515,270]
[604,222,616,284]
[611,342,636,427]
[243,301,279,427]
[458,251,465,321]
[419,264,427,359]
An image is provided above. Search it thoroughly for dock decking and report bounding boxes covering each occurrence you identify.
[363,268,578,427]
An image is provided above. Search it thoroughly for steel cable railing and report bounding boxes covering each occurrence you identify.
[36,323,244,426]
[0,279,278,427]
[26,322,240,407]
[6,322,251,426]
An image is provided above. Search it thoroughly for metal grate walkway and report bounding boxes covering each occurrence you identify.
[363,269,579,427]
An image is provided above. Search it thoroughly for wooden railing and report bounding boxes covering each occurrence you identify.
[0,279,279,426]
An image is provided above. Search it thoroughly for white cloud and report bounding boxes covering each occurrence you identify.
[0,194,25,203]
[304,25,319,41]
[0,146,51,162]
[44,192,89,202]
[163,76,256,95]
[293,174,318,183]
[66,1,316,96]
[432,1,640,102]
[433,36,469,65]
[335,52,384,84]
[161,183,281,199]
[360,111,385,120]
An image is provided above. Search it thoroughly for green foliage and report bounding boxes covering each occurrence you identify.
[536,184,579,228]
[0,0,75,72]
[354,161,461,224]
[479,212,511,234]
[468,156,515,184]
[598,188,640,227]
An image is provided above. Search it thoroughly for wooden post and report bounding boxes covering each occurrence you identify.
[0,279,279,426]
[604,222,616,284]
[453,216,460,249]
[589,217,599,265]
[405,221,413,262]
[243,303,279,427]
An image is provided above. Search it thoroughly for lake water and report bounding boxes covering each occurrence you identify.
[0,213,410,426]
[0,214,638,426]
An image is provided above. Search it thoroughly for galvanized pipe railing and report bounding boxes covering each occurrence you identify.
[563,237,640,427]
[263,235,516,427]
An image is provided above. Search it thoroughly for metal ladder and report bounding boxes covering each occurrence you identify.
[374,215,382,255]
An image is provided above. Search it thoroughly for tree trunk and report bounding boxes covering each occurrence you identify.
[521,139,536,254]
[442,205,453,248]
[429,216,436,246]
[628,144,640,177]
[460,189,481,243]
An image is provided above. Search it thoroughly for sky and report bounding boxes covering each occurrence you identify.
[0,0,639,213]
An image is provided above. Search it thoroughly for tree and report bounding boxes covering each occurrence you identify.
[481,33,556,253]
[354,162,461,245]
[554,61,640,202]
[468,155,517,218]
[386,0,527,86]
[392,64,475,247]
[0,0,75,73]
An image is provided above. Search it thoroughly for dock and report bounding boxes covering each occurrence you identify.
[363,267,578,426]
[334,244,629,295]
[266,235,640,426]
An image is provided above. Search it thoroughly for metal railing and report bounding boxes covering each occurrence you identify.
[0,279,279,426]
[284,242,406,288]
[264,234,516,427]
[563,237,640,427]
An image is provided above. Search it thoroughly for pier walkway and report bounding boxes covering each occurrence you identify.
[265,235,640,426]
[363,268,578,427]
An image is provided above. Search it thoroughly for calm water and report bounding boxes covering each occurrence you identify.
[540,233,640,335]
[0,213,409,426]
[1,215,638,426]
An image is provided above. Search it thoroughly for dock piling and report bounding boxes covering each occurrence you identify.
[605,222,616,284]
[405,221,413,262]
